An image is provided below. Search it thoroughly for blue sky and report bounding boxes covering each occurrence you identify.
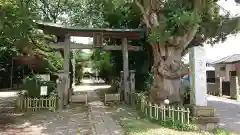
[73,0,240,60]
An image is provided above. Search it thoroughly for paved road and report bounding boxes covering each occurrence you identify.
[208,95,240,134]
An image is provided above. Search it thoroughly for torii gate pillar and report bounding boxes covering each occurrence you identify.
[63,36,71,106]
[122,38,130,104]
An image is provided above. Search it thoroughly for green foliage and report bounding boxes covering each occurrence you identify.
[91,49,113,82]
[75,64,83,84]
[0,0,35,41]
[23,75,56,97]
[0,0,63,88]
[159,118,198,131]
[148,1,201,44]
[212,128,235,135]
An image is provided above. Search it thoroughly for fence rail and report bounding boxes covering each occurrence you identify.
[134,93,190,124]
[16,96,57,112]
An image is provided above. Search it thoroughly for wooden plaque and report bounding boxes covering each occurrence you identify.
[93,32,103,47]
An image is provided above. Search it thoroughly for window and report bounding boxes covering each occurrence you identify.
[230,71,237,76]
[220,66,225,71]
[206,71,215,83]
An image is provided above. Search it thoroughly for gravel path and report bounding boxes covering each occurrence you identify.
[208,95,240,134]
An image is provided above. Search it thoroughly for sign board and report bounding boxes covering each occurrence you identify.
[93,32,103,47]
[40,86,48,95]
[36,74,50,81]
[103,45,143,51]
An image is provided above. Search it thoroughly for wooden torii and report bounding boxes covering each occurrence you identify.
[36,22,145,106]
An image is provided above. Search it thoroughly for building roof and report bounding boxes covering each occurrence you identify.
[36,21,145,40]
[206,59,215,64]
[213,54,240,64]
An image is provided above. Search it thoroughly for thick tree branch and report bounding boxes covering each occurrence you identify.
[135,0,150,27]
[181,25,199,49]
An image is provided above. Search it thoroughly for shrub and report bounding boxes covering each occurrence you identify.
[23,75,56,97]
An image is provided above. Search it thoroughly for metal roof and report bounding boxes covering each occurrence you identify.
[213,54,240,64]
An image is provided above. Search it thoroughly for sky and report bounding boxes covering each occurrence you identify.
[204,0,240,61]
[72,0,240,61]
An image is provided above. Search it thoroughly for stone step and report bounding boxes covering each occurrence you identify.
[193,106,216,117]
[193,116,220,124]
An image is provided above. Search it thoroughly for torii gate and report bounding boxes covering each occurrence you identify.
[37,22,145,106]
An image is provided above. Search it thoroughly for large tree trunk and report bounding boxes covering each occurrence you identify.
[135,0,199,105]
[150,45,184,105]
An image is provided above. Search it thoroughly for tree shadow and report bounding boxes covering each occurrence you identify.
[0,94,92,135]
[0,96,33,134]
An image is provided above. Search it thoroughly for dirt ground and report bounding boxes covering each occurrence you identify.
[0,93,92,135]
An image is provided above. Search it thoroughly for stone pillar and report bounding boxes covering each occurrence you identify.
[72,49,76,88]
[230,76,240,100]
[63,36,70,106]
[189,46,207,106]
[189,46,219,131]
[120,71,124,91]
[119,71,124,101]
[129,70,136,105]
[215,77,223,96]
[56,72,66,110]
[122,38,130,104]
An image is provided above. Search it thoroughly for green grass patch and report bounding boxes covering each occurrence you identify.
[104,103,237,135]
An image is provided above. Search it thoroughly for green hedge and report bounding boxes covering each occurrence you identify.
[23,76,56,98]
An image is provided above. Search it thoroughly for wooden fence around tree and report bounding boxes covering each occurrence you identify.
[16,96,57,112]
[134,93,190,124]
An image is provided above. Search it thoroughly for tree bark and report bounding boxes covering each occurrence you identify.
[135,0,199,105]
[150,45,185,105]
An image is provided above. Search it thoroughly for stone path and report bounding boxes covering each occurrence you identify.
[88,92,124,135]
[208,95,240,134]
[73,80,124,135]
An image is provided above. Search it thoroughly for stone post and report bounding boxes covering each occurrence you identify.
[63,36,70,106]
[215,77,223,96]
[122,38,130,104]
[120,71,124,101]
[230,76,240,100]
[72,49,76,88]
[189,46,219,131]
[189,46,207,106]
[129,70,136,105]
[56,76,65,110]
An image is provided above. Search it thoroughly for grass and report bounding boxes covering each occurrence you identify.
[105,103,238,135]
[96,88,237,135]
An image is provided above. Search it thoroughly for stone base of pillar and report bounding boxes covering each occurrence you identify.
[184,105,220,131]
[192,106,220,131]
[68,88,73,102]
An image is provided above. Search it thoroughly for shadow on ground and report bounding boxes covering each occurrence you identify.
[0,91,92,135]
